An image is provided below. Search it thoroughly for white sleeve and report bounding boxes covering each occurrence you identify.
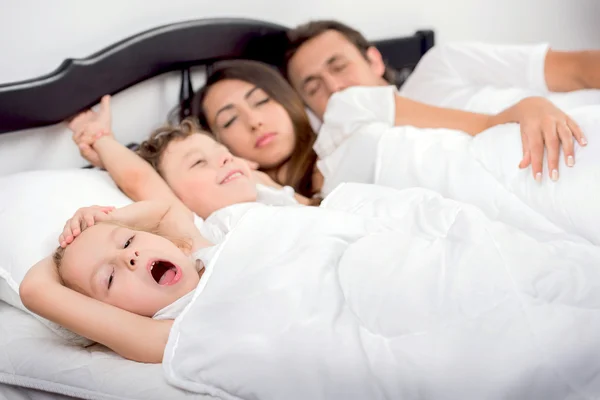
[314,85,396,159]
[399,42,550,112]
[255,184,299,206]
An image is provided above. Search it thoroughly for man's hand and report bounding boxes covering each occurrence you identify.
[513,97,587,182]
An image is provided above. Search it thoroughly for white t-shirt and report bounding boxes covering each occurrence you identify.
[255,183,298,206]
[189,183,299,240]
[399,42,600,113]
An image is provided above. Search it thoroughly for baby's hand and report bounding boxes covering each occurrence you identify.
[68,95,114,168]
[59,206,115,248]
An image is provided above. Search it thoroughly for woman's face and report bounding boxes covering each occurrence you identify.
[202,79,296,170]
[59,223,201,317]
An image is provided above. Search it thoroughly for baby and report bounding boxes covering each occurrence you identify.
[20,200,214,364]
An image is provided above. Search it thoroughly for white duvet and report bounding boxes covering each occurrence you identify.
[314,86,600,245]
[163,182,600,400]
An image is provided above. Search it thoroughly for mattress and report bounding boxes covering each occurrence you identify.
[0,383,78,400]
[0,302,212,400]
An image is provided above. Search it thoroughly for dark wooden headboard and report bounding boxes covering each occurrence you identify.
[0,18,434,134]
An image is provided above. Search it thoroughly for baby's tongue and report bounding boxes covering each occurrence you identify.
[159,268,176,285]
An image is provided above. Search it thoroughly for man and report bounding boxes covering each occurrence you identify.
[283,20,599,181]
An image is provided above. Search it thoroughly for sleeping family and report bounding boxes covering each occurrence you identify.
[18,18,600,397]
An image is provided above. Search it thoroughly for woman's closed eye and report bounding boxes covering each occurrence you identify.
[306,82,322,97]
[222,116,237,129]
[254,97,270,107]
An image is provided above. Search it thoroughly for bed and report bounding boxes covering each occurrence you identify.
[0,17,434,399]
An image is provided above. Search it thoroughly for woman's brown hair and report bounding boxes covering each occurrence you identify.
[190,60,319,198]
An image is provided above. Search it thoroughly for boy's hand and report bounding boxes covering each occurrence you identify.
[68,95,114,168]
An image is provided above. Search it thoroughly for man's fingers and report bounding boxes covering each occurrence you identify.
[528,133,545,182]
[519,129,531,169]
[542,120,560,181]
[567,118,587,147]
[556,121,575,168]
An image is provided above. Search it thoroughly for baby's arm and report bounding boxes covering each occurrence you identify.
[20,256,172,363]
[59,201,201,249]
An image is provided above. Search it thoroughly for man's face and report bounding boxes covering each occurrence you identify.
[287,29,388,120]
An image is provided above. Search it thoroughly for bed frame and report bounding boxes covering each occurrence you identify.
[0,18,434,135]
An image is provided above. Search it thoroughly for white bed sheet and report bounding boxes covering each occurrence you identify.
[0,302,211,400]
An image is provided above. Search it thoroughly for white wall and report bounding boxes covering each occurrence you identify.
[1,0,599,175]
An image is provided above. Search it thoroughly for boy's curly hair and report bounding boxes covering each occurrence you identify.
[137,118,208,176]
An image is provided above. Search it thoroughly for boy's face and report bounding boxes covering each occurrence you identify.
[160,134,257,219]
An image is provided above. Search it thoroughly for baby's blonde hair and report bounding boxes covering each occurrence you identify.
[53,220,192,291]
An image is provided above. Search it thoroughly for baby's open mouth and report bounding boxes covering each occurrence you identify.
[149,260,179,286]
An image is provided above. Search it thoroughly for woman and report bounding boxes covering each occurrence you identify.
[191,60,323,202]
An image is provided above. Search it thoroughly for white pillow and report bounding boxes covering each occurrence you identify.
[0,168,133,345]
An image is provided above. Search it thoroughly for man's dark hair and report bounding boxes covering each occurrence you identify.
[284,20,395,84]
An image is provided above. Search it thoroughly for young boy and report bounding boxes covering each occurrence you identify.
[68,96,310,223]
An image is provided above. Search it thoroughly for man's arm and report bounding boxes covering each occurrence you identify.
[545,49,600,92]
[393,94,586,181]
[394,95,497,135]
[393,94,570,136]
